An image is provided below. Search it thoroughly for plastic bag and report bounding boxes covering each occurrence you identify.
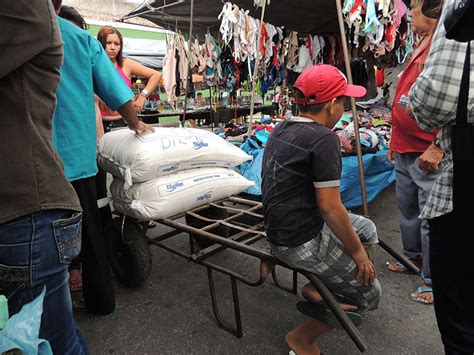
[0,288,52,355]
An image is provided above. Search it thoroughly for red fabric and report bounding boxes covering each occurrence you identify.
[259,22,268,60]
[390,37,438,153]
[273,44,280,68]
[375,68,385,87]
[350,0,366,13]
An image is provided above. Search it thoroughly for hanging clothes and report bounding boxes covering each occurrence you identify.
[163,35,177,102]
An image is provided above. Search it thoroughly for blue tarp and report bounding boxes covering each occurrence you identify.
[340,149,396,208]
[240,142,395,208]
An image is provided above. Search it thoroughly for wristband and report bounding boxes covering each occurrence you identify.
[141,89,150,98]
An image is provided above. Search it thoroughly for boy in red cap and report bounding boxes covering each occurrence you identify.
[262,64,381,354]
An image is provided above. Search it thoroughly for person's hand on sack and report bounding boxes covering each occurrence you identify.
[129,121,154,133]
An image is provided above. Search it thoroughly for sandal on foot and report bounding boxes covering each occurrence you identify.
[68,270,83,292]
[72,299,88,312]
[409,286,433,305]
[386,261,412,274]
[296,301,362,329]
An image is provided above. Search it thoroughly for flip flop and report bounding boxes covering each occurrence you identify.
[296,301,362,329]
[69,281,82,292]
[409,286,434,305]
[386,261,411,274]
[68,270,83,292]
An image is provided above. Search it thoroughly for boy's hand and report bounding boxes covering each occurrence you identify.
[351,249,376,286]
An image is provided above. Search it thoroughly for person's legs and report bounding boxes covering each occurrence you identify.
[0,210,88,354]
[394,153,423,262]
[429,213,474,354]
[407,156,441,303]
[72,176,115,315]
[286,319,330,355]
[271,219,381,353]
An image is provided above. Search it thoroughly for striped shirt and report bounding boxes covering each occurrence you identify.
[409,0,474,220]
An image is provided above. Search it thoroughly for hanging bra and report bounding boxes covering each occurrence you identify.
[396,20,414,64]
[364,0,380,34]
[218,2,237,45]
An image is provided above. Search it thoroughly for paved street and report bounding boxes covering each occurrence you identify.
[76,183,443,354]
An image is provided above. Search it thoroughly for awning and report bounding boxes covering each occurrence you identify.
[123,0,340,35]
[123,38,166,69]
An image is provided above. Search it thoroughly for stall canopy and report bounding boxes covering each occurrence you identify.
[122,38,165,69]
[123,0,340,35]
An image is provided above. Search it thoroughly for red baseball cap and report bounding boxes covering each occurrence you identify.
[294,64,367,105]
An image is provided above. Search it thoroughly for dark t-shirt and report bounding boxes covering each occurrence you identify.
[262,117,342,247]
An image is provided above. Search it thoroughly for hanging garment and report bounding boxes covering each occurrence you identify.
[287,31,299,68]
[176,36,189,91]
[239,9,251,62]
[292,45,312,73]
[218,2,237,45]
[163,35,177,102]
[364,0,380,34]
[232,5,242,62]
[248,16,259,61]
[375,67,385,87]
[195,38,206,73]
[393,0,407,29]
[264,23,277,64]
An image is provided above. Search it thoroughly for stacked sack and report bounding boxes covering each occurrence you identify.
[98,127,254,221]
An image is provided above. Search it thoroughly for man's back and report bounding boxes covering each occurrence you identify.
[262,118,342,247]
[0,0,80,223]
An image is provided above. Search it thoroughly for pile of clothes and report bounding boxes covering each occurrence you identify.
[334,103,392,156]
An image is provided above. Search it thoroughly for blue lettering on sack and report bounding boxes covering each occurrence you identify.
[193,137,209,150]
[196,191,212,201]
[166,181,184,192]
[163,164,179,173]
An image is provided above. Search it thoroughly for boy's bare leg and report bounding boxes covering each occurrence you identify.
[302,284,358,312]
[286,319,331,355]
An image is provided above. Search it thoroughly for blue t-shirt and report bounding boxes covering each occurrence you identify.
[53,17,134,181]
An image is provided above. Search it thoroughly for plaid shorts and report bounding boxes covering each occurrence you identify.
[270,213,381,312]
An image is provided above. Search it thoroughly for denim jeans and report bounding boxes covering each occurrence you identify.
[394,152,441,285]
[0,209,89,354]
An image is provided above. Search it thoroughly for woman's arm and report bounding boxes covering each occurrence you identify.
[124,58,162,112]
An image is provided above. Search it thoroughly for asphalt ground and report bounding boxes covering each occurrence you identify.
[75,183,444,354]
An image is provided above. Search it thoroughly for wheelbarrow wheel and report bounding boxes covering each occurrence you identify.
[185,206,230,248]
[105,217,152,288]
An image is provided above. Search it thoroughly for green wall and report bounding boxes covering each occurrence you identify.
[87,24,166,40]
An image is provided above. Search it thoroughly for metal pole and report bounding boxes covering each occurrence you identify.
[335,0,369,215]
[246,1,268,137]
[182,0,194,126]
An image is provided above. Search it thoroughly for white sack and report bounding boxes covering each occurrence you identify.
[110,168,254,221]
[98,128,251,188]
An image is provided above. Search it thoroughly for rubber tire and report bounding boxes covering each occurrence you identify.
[185,206,230,248]
[105,217,152,288]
